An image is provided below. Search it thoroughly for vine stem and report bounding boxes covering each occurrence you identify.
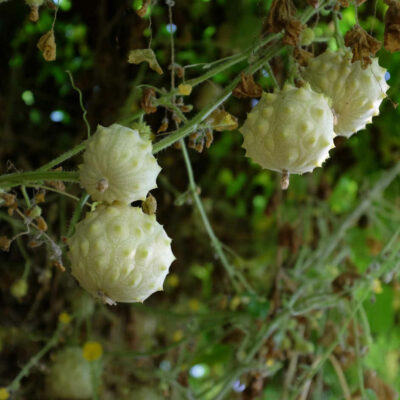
[8,327,62,392]
[0,170,80,189]
[180,141,254,294]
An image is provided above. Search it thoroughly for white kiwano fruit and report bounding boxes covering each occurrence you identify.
[68,204,175,304]
[241,84,335,175]
[303,50,389,137]
[46,347,93,399]
[80,124,161,204]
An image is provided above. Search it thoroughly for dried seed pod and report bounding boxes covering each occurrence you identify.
[304,50,389,137]
[68,205,175,304]
[79,124,161,204]
[46,347,93,399]
[240,84,335,176]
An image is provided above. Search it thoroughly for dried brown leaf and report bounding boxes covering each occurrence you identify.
[344,25,381,69]
[293,47,313,66]
[233,73,263,99]
[35,216,48,232]
[265,0,297,33]
[136,0,151,17]
[207,110,238,132]
[384,0,400,52]
[1,193,16,207]
[157,118,169,133]
[283,18,304,46]
[37,30,56,61]
[128,49,163,75]
[362,370,398,400]
[0,236,11,252]
[140,87,157,114]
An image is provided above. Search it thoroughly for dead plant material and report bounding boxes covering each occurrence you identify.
[29,6,40,22]
[293,47,313,66]
[45,167,65,192]
[1,193,16,207]
[265,0,303,46]
[35,216,48,232]
[207,109,238,132]
[128,49,163,75]
[384,0,400,52]
[283,18,304,46]
[157,118,169,133]
[136,0,151,17]
[344,25,382,69]
[37,30,56,62]
[140,87,157,114]
[233,73,263,99]
[205,129,214,149]
[142,194,157,215]
[0,236,11,252]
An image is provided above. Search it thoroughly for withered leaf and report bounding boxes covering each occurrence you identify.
[283,18,304,46]
[0,236,11,252]
[264,0,303,46]
[37,30,56,62]
[232,73,263,99]
[140,87,157,114]
[207,110,238,132]
[128,49,163,75]
[344,25,382,69]
[384,0,400,53]
[293,47,313,66]
[136,0,151,17]
[265,0,297,33]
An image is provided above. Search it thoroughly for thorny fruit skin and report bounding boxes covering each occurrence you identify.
[68,204,175,303]
[240,84,335,175]
[79,124,161,204]
[45,347,93,399]
[303,49,389,137]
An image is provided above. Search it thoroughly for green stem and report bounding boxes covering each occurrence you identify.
[37,141,87,172]
[67,192,90,237]
[333,12,345,49]
[0,170,80,190]
[8,328,61,391]
[20,186,31,207]
[153,47,281,154]
[180,140,254,294]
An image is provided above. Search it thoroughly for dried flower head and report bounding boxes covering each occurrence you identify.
[37,30,56,61]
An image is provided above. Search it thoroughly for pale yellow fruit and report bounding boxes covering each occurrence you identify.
[68,204,175,304]
[46,347,92,399]
[79,124,161,204]
[240,84,335,175]
[303,49,389,137]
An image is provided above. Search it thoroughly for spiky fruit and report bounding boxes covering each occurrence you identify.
[79,124,161,204]
[240,84,335,175]
[68,204,175,304]
[303,50,389,137]
[45,347,93,399]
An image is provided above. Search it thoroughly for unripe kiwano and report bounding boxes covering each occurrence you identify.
[45,347,92,399]
[79,124,161,204]
[241,84,335,175]
[303,50,389,137]
[68,204,175,304]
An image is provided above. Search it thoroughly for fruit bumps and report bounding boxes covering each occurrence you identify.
[79,124,161,204]
[303,50,389,137]
[68,204,175,304]
[241,84,335,176]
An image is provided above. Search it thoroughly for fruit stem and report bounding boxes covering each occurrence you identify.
[281,170,290,190]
